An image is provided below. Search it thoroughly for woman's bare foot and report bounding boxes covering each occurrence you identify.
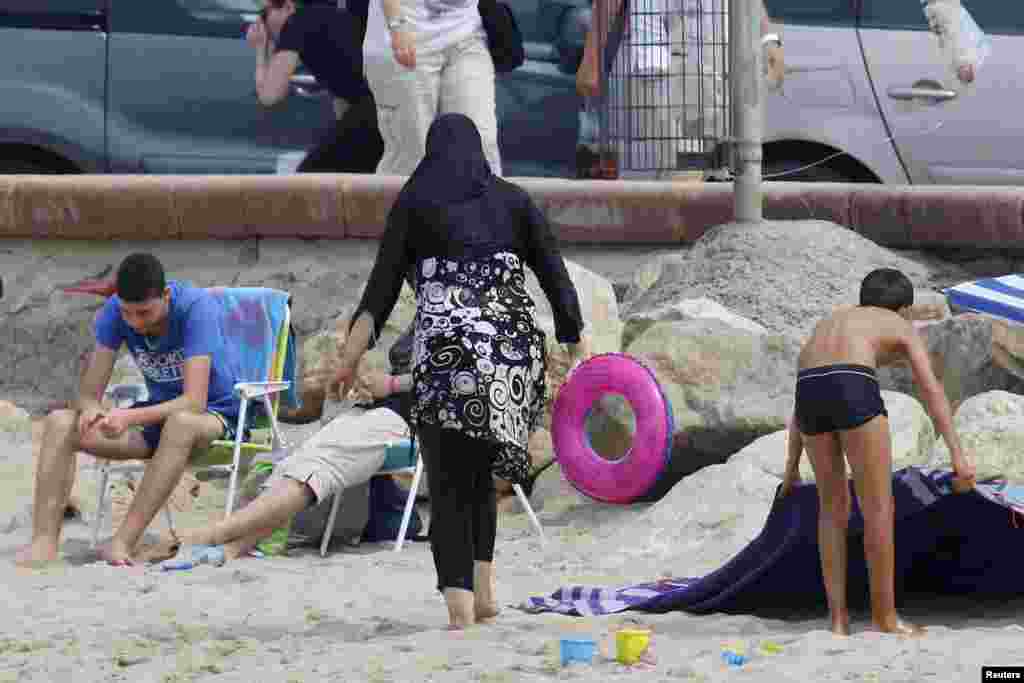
[830,615,851,636]
[874,618,926,636]
[14,541,59,568]
[473,562,499,621]
[444,588,475,630]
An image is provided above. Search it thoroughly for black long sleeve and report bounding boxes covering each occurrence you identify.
[519,191,584,344]
[349,202,412,349]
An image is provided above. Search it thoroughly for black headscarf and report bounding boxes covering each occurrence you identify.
[399,113,494,206]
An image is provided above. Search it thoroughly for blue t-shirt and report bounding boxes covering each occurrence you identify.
[94,281,240,422]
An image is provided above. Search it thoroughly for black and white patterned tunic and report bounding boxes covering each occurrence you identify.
[411,252,547,484]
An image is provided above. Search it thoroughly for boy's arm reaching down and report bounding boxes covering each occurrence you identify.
[780,414,803,497]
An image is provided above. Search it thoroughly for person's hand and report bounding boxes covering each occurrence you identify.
[328,359,359,402]
[779,469,800,498]
[951,449,977,493]
[95,408,131,440]
[246,20,269,50]
[764,42,785,88]
[576,59,600,97]
[78,405,105,439]
[391,29,416,69]
[956,63,975,84]
[360,371,395,400]
[566,335,593,371]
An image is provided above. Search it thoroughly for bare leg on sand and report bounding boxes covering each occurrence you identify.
[473,561,500,621]
[16,409,151,567]
[842,417,924,636]
[804,430,852,636]
[100,412,222,565]
[444,588,476,630]
[175,478,314,560]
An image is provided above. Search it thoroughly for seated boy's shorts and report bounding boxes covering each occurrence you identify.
[268,407,409,505]
[136,401,250,451]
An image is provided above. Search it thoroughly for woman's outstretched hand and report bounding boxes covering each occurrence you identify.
[566,335,593,372]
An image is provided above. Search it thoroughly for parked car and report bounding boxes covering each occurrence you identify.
[0,0,586,177]
[0,0,1017,182]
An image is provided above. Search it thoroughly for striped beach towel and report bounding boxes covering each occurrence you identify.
[945,275,1024,323]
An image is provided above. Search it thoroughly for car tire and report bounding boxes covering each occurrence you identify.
[0,157,66,174]
[763,159,857,183]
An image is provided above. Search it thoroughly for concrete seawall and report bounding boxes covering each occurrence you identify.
[2,175,1024,247]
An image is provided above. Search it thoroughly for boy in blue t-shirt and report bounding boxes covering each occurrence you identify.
[16,253,243,568]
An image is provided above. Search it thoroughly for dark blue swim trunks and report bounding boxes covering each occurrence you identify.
[794,364,888,435]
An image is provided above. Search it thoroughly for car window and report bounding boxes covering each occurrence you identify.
[0,0,106,29]
[762,0,856,28]
[179,0,260,14]
[860,0,1022,34]
[962,0,1024,36]
[859,0,928,30]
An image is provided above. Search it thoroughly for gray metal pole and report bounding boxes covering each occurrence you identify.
[730,0,763,222]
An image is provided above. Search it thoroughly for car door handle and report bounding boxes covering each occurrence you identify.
[887,86,958,101]
[289,74,328,98]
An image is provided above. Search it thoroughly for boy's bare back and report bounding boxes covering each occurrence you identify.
[799,305,917,372]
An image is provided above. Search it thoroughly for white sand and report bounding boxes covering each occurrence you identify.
[2,421,1022,682]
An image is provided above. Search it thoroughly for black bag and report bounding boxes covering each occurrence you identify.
[478,0,525,73]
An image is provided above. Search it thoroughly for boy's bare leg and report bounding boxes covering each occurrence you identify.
[805,430,852,636]
[17,409,151,567]
[841,416,923,636]
[473,561,499,620]
[176,478,314,560]
[102,412,223,564]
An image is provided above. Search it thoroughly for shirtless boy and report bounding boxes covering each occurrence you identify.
[780,268,976,636]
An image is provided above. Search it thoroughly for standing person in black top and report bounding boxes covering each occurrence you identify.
[331,113,591,630]
[246,0,384,173]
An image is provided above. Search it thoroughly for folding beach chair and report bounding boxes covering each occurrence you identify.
[90,287,296,548]
[318,401,546,556]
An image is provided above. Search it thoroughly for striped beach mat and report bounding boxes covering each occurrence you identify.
[945,274,1024,323]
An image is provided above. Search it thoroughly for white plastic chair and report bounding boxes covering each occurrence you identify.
[318,400,546,556]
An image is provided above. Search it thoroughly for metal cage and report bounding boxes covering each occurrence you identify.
[581,0,731,179]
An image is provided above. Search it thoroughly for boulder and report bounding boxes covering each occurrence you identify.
[622,296,768,350]
[623,220,970,342]
[929,390,1024,481]
[526,260,622,428]
[623,318,800,499]
[878,314,1024,410]
[0,401,32,444]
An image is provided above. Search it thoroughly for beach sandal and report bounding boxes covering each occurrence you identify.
[160,544,226,571]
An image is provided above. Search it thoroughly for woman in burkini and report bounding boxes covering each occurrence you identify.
[333,113,588,629]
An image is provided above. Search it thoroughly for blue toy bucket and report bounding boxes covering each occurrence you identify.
[560,638,596,666]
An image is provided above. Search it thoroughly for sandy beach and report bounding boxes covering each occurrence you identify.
[3,416,1022,683]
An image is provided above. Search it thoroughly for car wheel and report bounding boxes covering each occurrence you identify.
[0,157,66,174]
[763,159,858,183]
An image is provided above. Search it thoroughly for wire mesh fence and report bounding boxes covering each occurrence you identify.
[579,0,731,179]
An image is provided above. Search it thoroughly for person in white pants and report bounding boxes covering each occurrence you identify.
[363,0,502,176]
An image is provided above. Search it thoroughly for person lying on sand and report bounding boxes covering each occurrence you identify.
[161,367,413,566]
[779,268,976,637]
[16,253,249,568]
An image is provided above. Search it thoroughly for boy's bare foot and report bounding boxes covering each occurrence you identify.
[875,618,926,637]
[14,541,59,568]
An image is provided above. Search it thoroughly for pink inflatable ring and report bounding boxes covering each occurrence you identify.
[551,353,674,504]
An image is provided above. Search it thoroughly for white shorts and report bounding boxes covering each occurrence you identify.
[269,407,410,505]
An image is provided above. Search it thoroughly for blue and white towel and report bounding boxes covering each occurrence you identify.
[945,275,1024,323]
[207,286,300,410]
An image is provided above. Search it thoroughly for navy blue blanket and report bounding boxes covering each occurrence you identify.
[522,468,1024,616]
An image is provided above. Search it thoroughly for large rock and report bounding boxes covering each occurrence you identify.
[623,318,800,499]
[878,314,1024,410]
[745,391,935,482]
[526,260,622,427]
[623,220,970,342]
[0,400,32,445]
[623,296,768,350]
[929,390,1024,481]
